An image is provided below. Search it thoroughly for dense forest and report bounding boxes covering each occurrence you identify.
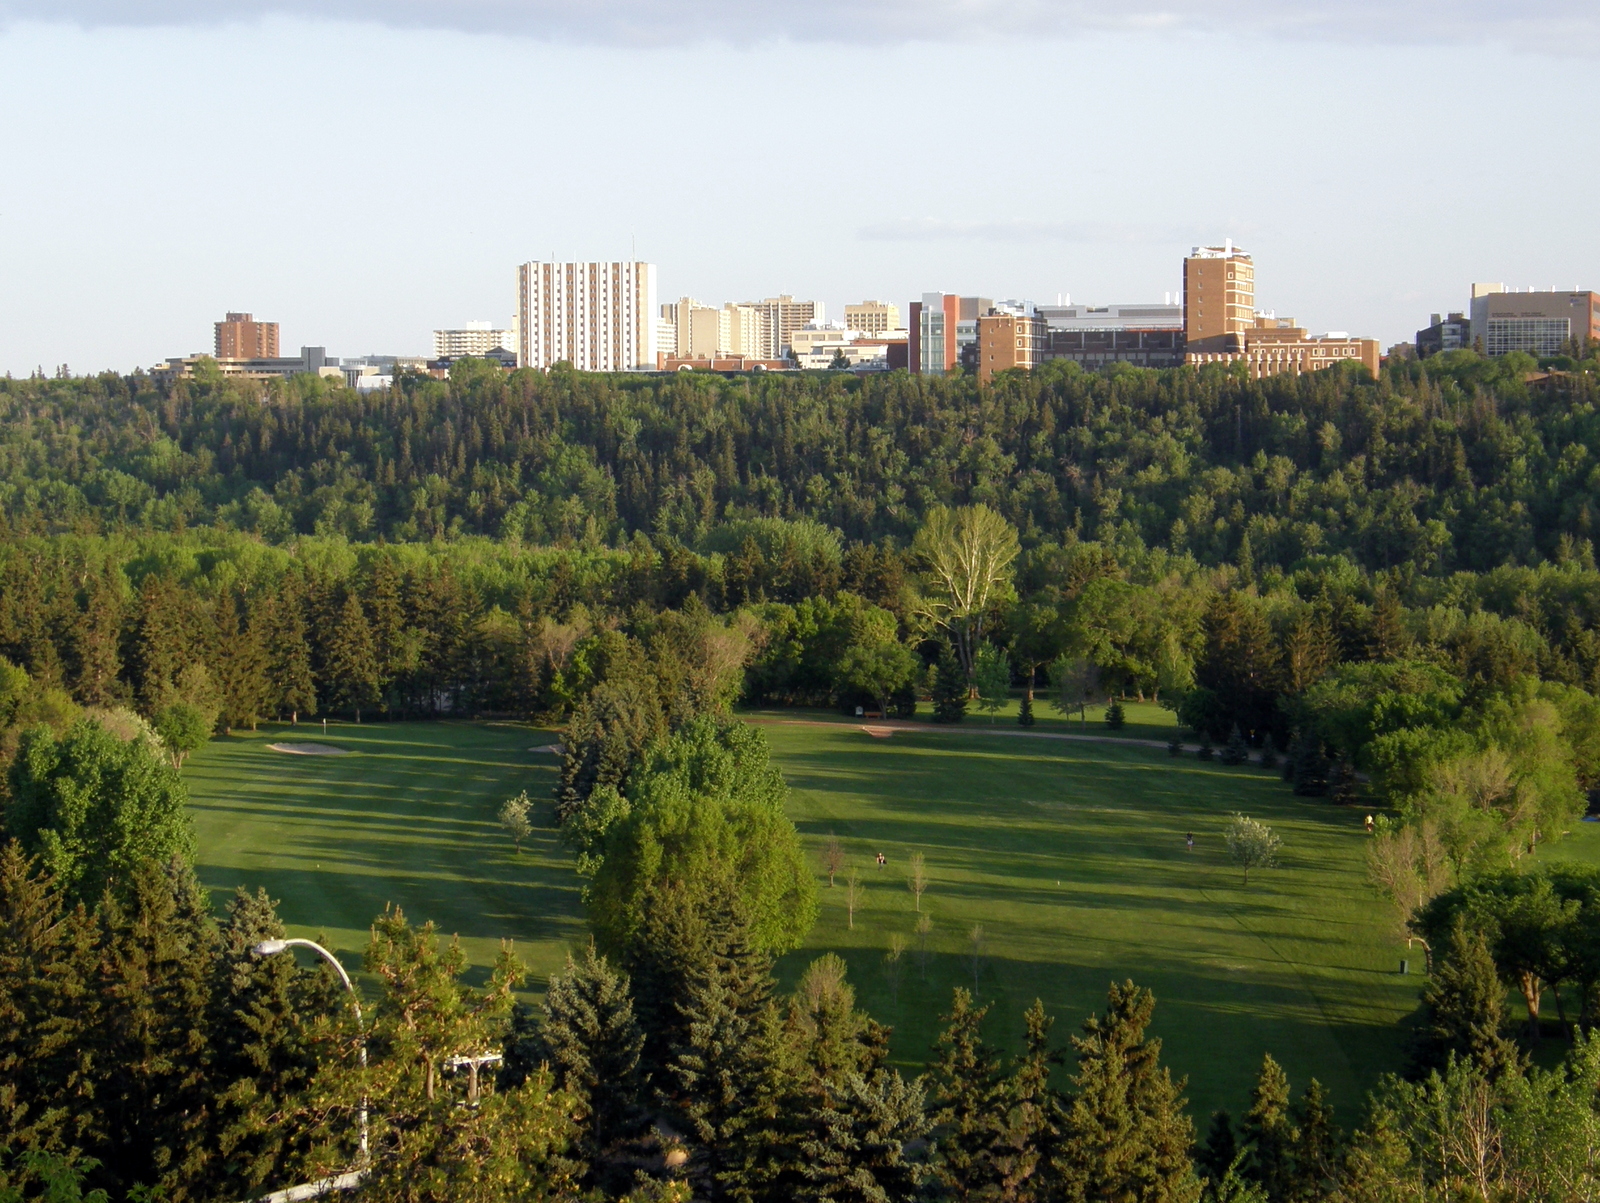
[8,352,1600,1201]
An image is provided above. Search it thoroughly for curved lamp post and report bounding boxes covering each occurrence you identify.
[252,938,368,1160]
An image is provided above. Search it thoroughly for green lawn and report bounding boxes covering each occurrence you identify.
[182,711,1600,1121]
[184,721,583,990]
[755,713,1426,1120]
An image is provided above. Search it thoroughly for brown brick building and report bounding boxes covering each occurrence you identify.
[974,310,1047,382]
[215,312,279,359]
[1183,242,1255,353]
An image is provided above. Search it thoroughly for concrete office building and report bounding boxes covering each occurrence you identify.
[1415,312,1471,358]
[660,298,769,361]
[215,313,279,359]
[154,346,341,384]
[739,295,822,358]
[910,293,992,375]
[1468,284,1600,356]
[433,322,515,359]
[1183,242,1255,354]
[845,301,900,336]
[1034,299,1186,370]
[516,261,658,372]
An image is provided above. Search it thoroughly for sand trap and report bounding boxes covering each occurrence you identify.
[860,726,897,738]
[268,742,352,756]
[530,743,566,755]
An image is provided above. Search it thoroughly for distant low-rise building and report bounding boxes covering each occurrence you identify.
[1186,315,1379,378]
[657,354,790,373]
[153,346,342,384]
[1415,312,1471,358]
[433,322,514,359]
[844,301,900,336]
[1468,284,1600,356]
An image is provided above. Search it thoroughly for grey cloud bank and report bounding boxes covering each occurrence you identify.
[4,0,1598,48]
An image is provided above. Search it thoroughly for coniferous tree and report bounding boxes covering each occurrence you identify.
[1053,981,1200,1203]
[992,998,1064,1203]
[525,942,646,1171]
[82,857,219,1201]
[798,1069,930,1203]
[367,555,408,712]
[929,987,1004,1201]
[70,560,124,708]
[262,568,316,724]
[1286,1080,1339,1203]
[1241,1054,1294,1201]
[211,590,268,732]
[324,590,379,722]
[0,841,95,1165]
[134,574,188,715]
[932,644,969,725]
[1411,921,1519,1078]
[203,886,340,1201]
[1196,1110,1237,1188]
[1219,725,1249,766]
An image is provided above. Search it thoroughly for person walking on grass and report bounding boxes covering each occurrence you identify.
[1186,832,1194,851]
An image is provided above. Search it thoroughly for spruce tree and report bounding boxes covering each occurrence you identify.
[70,560,124,708]
[211,590,268,733]
[993,998,1063,1202]
[1219,725,1249,766]
[204,886,340,1201]
[1412,921,1518,1078]
[83,856,219,1201]
[1286,1080,1340,1203]
[367,555,408,710]
[262,569,316,723]
[798,1069,930,1203]
[1196,1110,1237,1188]
[929,987,1004,1200]
[1018,691,1035,727]
[324,590,379,722]
[1053,981,1200,1203]
[932,644,968,725]
[0,841,96,1164]
[134,575,188,714]
[532,942,647,1169]
[1241,1054,1295,1201]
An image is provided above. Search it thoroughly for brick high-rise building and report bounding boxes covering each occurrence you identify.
[975,308,1046,383]
[215,312,279,359]
[1183,242,1254,353]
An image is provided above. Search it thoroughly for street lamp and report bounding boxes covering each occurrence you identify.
[252,938,368,1160]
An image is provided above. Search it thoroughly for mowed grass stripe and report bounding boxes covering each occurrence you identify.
[179,713,1560,1118]
[762,720,1421,1118]
[184,721,583,990]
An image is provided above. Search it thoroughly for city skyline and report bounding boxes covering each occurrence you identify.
[2,10,1599,375]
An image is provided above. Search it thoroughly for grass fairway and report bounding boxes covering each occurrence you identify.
[184,721,582,990]
[183,710,1464,1120]
[755,713,1425,1120]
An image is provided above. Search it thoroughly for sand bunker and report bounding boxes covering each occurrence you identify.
[530,743,566,755]
[860,726,898,738]
[267,742,351,756]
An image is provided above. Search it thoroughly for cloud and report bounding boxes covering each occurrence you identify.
[858,218,1190,244]
[4,0,1599,51]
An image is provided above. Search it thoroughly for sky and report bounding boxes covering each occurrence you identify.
[2,1,1600,374]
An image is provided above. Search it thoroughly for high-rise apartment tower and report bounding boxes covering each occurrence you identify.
[215,312,279,359]
[1183,242,1255,354]
[515,261,658,371]
[845,301,901,336]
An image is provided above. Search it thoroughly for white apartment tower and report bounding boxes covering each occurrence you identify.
[434,321,514,358]
[516,261,658,371]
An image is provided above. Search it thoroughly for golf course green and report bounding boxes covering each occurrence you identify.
[182,712,1600,1119]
